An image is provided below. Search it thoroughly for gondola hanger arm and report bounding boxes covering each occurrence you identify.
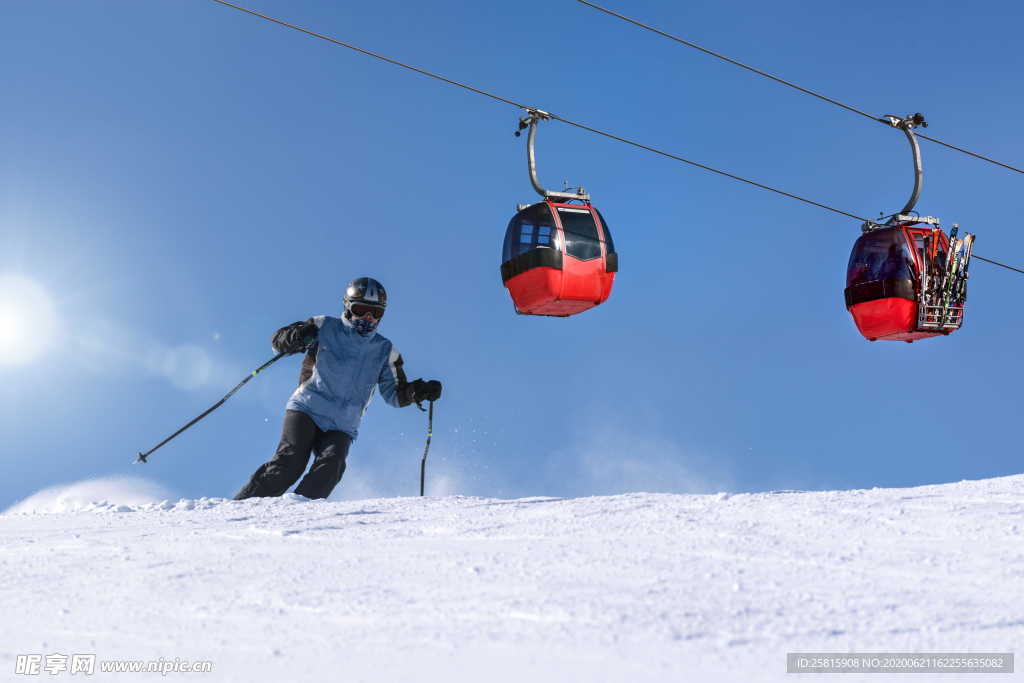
[881,113,927,221]
[515,109,589,202]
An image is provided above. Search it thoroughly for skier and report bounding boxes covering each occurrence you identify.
[234,277,442,500]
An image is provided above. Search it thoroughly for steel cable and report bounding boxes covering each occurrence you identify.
[577,0,1024,175]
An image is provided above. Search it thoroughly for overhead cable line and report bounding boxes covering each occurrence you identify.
[209,0,1022,276]
[973,254,1024,275]
[577,0,1024,176]
[210,0,862,220]
[210,0,528,109]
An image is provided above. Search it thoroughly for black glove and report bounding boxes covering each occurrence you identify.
[272,320,319,355]
[409,378,443,404]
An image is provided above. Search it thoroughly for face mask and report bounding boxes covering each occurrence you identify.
[351,317,378,335]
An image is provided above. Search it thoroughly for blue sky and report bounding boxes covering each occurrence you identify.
[2,0,1022,509]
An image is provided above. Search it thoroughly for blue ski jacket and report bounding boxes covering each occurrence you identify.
[280,315,410,439]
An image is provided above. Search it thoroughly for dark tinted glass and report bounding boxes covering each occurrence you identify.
[846,227,914,288]
[595,209,615,254]
[502,203,557,263]
[557,207,601,261]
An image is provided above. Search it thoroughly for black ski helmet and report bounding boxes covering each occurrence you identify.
[343,277,387,334]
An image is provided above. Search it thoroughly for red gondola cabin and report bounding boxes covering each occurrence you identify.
[845,222,971,342]
[501,200,617,316]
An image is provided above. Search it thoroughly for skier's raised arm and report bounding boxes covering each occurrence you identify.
[271,318,321,355]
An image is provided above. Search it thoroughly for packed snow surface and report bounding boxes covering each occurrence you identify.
[2,475,1022,682]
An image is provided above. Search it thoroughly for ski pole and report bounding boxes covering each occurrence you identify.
[419,400,434,496]
[134,351,287,464]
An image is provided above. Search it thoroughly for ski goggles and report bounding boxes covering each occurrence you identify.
[350,303,385,319]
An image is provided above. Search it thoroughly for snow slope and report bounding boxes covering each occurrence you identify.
[1,475,1022,682]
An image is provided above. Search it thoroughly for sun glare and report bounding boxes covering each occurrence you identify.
[0,274,57,367]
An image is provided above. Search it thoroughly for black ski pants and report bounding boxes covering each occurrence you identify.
[234,409,351,500]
